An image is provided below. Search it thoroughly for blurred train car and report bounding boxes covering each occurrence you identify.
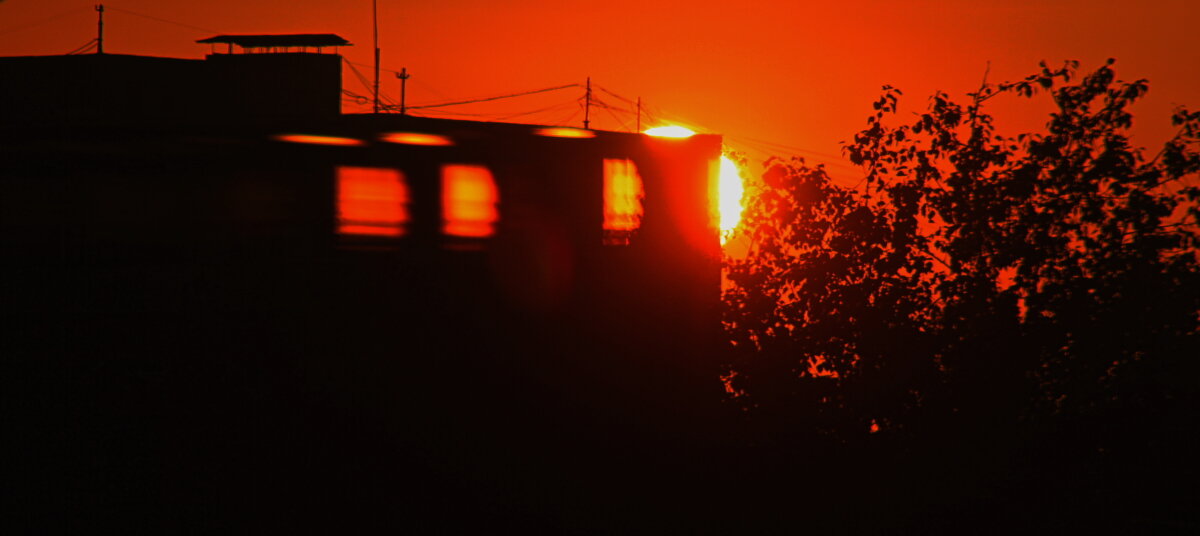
[3,42,728,531]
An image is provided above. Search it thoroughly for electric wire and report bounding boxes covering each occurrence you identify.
[600,101,633,132]
[605,86,865,187]
[489,100,580,121]
[0,7,854,174]
[65,39,98,55]
[595,85,637,106]
[407,84,579,110]
[0,6,88,38]
[103,6,224,35]
[404,98,578,122]
[3,6,853,171]
[605,86,862,183]
[409,77,452,101]
[556,106,583,127]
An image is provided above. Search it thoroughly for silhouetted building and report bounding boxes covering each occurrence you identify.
[0,34,345,123]
[4,36,725,531]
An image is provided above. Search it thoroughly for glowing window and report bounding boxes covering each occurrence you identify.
[275,134,365,146]
[442,164,499,238]
[379,132,454,146]
[534,127,595,139]
[602,158,645,245]
[336,166,409,237]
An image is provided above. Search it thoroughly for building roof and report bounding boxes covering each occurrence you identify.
[196,34,352,49]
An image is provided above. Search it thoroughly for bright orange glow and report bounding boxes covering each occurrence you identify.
[643,126,696,138]
[443,164,499,238]
[337,166,409,237]
[603,158,645,245]
[380,132,454,146]
[718,155,746,243]
[275,134,365,147]
[533,127,596,139]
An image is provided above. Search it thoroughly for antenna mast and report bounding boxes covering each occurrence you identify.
[95,4,105,55]
[372,0,381,113]
[583,77,591,129]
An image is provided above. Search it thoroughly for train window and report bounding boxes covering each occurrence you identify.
[336,166,410,237]
[602,158,644,245]
[442,164,499,238]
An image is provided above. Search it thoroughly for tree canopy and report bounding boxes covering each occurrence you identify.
[723,60,1200,453]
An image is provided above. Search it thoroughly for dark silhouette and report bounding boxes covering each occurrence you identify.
[10,29,1198,531]
[724,60,1200,531]
[3,38,731,533]
[0,34,345,124]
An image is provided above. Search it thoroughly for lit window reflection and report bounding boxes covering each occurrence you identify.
[442,164,499,238]
[380,132,454,146]
[275,134,365,146]
[603,158,645,245]
[337,166,409,237]
[534,127,595,139]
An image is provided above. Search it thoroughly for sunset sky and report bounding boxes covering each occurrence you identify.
[3,1,1198,184]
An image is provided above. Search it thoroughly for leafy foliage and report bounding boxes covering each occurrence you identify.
[723,60,1200,447]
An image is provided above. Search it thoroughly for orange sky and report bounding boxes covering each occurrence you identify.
[3,1,1198,185]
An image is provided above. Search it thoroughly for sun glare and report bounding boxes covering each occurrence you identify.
[643,126,696,138]
[718,155,745,244]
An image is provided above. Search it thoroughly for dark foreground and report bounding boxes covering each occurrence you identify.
[4,156,1195,533]
[10,287,1196,534]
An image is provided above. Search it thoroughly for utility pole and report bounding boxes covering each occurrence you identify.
[95,4,104,55]
[397,67,409,115]
[372,0,381,114]
[583,77,591,130]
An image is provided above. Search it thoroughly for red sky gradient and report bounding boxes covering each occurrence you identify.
[3,1,1198,185]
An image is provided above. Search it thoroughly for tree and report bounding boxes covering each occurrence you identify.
[722,60,1200,454]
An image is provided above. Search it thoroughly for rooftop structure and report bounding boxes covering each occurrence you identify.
[196,33,352,53]
[0,42,343,122]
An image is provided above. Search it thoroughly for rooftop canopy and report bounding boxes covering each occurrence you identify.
[196,34,352,49]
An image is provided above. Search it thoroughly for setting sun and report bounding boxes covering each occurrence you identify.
[718,155,745,243]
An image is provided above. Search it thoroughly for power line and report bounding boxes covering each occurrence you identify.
[407,84,580,110]
[491,100,581,121]
[0,6,87,38]
[104,6,224,34]
[65,39,98,55]
[589,96,636,115]
[409,77,451,101]
[594,85,637,106]
[346,59,403,76]
[601,104,633,132]
[343,58,376,97]
[726,132,848,163]
[557,106,582,127]
[401,98,578,121]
